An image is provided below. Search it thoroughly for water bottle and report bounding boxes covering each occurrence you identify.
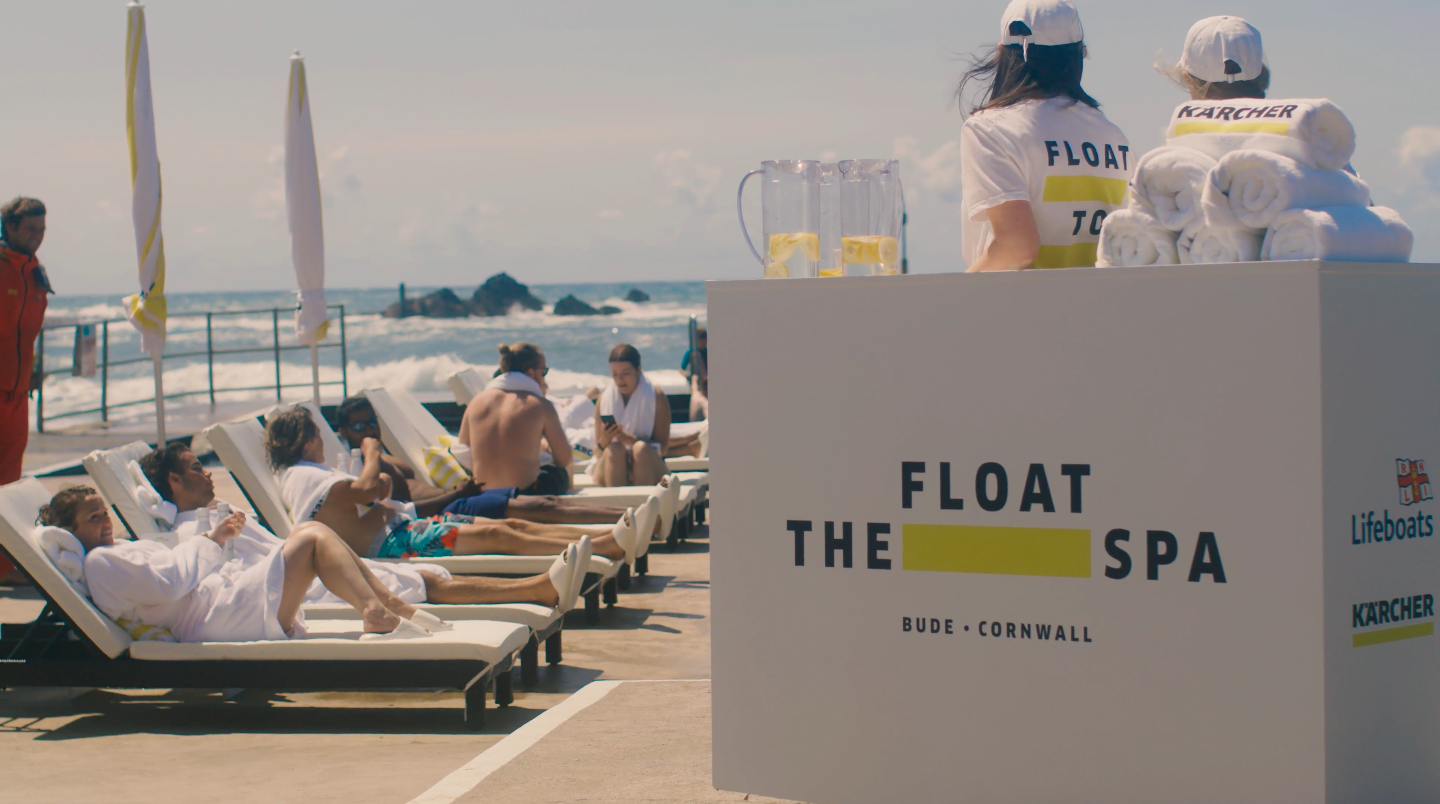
[350,448,364,475]
[335,451,350,473]
[216,502,235,562]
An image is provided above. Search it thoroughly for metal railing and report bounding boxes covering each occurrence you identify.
[34,304,348,432]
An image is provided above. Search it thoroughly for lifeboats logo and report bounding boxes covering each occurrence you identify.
[1397,459,1432,506]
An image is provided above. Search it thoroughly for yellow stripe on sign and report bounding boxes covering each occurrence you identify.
[1173,121,1290,136]
[1033,243,1098,269]
[902,524,1091,578]
[1041,175,1128,205]
[1352,621,1434,648]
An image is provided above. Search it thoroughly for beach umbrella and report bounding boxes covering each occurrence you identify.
[121,2,169,444]
[285,51,329,405]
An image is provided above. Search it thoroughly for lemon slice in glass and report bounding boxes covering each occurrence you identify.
[764,261,791,279]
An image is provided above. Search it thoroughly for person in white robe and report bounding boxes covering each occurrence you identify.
[138,442,582,607]
[38,487,576,642]
[593,343,670,487]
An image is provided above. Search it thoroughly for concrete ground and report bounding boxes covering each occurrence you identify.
[0,469,727,804]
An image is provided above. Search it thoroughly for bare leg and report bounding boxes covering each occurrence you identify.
[499,517,614,539]
[665,432,702,458]
[504,495,627,524]
[594,441,630,487]
[451,521,625,560]
[278,523,402,634]
[689,393,708,423]
[631,441,665,487]
[420,570,561,606]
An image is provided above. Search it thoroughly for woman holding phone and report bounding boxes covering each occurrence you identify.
[959,0,1132,271]
[593,344,670,487]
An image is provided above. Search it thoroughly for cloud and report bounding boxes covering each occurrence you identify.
[1398,125,1440,198]
[893,136,963,204]
[597,209,623,219]
[654,149,723,211]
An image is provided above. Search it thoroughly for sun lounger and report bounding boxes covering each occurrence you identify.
[80,442,570,684]
[201,415,621,623]
[0,477,526,728]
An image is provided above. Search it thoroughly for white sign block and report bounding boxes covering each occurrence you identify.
[709,262,1440,804]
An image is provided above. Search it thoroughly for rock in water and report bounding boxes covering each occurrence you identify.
[470,272,545,316]
[554,295,618,316]
[624,288,650,303]
[382,287,470,318]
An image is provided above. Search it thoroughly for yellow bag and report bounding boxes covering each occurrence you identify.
[424,434,470,490]
[116,617,177,642]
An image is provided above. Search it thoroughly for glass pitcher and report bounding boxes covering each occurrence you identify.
[737,160,821,279]
[818,163,844,277]
[839,159,904,276]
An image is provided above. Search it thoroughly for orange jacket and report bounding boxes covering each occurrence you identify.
[0,244,50,401]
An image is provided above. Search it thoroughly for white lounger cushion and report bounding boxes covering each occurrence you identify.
[664,456,708,472]
[130,618,530,664]
[449,367,486,405]
[204,417,297,538]
[0,478,134,658]
[362,386,448,485]
[304,601,558,630]
[84,440,165,538]
[390,553,619,581]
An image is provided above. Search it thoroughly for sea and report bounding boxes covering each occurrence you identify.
[34,281,705,431]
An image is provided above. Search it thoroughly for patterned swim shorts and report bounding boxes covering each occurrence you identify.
[374,516,459,559]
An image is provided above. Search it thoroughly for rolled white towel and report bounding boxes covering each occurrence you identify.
[1261,206,1414,263]
[126,459,177,525]
[34,525,88,597]
[1200,151,1371,231]
[1128,147,1216,232]
[1165,98,1357,172]
[1096,208,1179,267]
[1178,223,1263,265]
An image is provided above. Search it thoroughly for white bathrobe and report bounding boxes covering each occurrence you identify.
[171,508,447,605]
[84,535,299,644]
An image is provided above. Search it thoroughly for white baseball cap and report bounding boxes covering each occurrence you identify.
[1178,16,1266,83]
[999,0,1084,51]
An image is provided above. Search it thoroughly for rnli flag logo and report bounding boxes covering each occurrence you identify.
[1398,459,1433,506]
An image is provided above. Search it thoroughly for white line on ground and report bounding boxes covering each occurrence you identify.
[404,680,626,804]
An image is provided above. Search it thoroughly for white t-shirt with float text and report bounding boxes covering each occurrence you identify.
[960,96,1132,269]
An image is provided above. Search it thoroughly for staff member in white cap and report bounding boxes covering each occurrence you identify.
[1169,15,1269,100]
[959,0,1131,271]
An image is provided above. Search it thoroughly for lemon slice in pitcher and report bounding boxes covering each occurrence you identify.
[770,233,818,263]
[841,235,900,265]
[764,261,791,279]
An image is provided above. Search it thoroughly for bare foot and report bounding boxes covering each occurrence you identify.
[538,577,562,607]
[361,605,401,634]
[590,534,624,561]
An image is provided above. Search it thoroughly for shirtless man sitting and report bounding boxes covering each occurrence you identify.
[460,342,572,496]
[264,406,640,563]
[335,395,622,524]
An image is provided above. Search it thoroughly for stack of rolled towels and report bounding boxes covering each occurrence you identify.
[1097,98,1413,267]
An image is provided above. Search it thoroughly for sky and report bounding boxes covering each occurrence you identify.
[6,0,1440,294]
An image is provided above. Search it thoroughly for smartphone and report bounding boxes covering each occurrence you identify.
[600,415,617,427]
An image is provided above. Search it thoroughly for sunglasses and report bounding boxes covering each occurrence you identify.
[345,417,378,433]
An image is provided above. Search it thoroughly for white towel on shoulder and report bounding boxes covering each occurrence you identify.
[1128,147,1215,232]
[1261,206,1413,263]
[1165,98,1357,171]
[278,460,355,523]
[1178,223,1263,265]
[1096,208,1179,267]
[126,459,177,525]
[599,372,657,442]
[487,371,545,397]
[1201,150,1371,231]
[35,525,88,597]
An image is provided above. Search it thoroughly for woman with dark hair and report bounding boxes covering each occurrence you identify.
[594,344,670,487]
[958,0,1131,271]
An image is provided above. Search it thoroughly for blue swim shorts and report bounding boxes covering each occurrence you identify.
[441,487,518,520]
[374,516,459,559]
